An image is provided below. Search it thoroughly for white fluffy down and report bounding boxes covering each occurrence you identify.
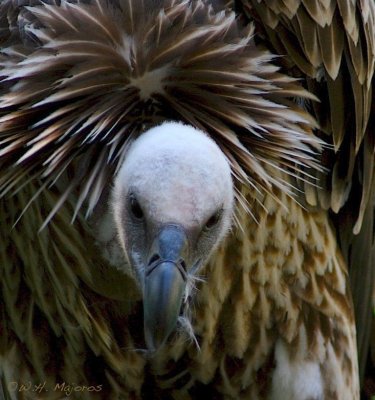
[269,340,324,400]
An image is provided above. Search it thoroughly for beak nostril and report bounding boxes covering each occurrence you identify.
[148,254,161,266]
[180,259,187,272]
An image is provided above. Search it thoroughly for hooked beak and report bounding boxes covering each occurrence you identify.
[143,224,189,352]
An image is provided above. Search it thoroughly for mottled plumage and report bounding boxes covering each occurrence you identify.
[0,0,373,399]
[238,0,375,381]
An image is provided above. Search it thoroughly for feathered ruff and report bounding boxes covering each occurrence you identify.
[0,0,321,225]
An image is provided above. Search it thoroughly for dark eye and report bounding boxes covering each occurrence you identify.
[129,195,144,220]
[204,210,222,230]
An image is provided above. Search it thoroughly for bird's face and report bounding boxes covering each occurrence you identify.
[112,122,234,351]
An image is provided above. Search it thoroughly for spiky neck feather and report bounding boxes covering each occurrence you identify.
[0,0,321,226]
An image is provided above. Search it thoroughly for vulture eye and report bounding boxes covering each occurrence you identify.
[204,210,222,230]
[129,195,144,220]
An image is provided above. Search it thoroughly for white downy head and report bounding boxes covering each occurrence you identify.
[112,121,234,351]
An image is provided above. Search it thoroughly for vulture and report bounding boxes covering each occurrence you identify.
[0,0,374,399]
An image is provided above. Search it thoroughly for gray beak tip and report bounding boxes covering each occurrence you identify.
[143,260,186,352]
[142,224,189,352]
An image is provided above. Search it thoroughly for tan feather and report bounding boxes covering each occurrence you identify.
[240,0,375,389]
[0,0,322,224]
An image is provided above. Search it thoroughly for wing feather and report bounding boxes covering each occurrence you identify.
[236,0,375,384]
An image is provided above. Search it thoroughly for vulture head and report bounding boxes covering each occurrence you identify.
[112,122,234,351]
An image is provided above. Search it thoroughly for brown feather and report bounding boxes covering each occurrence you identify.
[0,0,371,398]
[0,0,322,223]
[243,0,375,225]
[240,0,375,386]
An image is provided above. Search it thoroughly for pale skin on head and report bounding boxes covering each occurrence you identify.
[113,121,234,267]
[111,124,227,257]
[113,122,234,231]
